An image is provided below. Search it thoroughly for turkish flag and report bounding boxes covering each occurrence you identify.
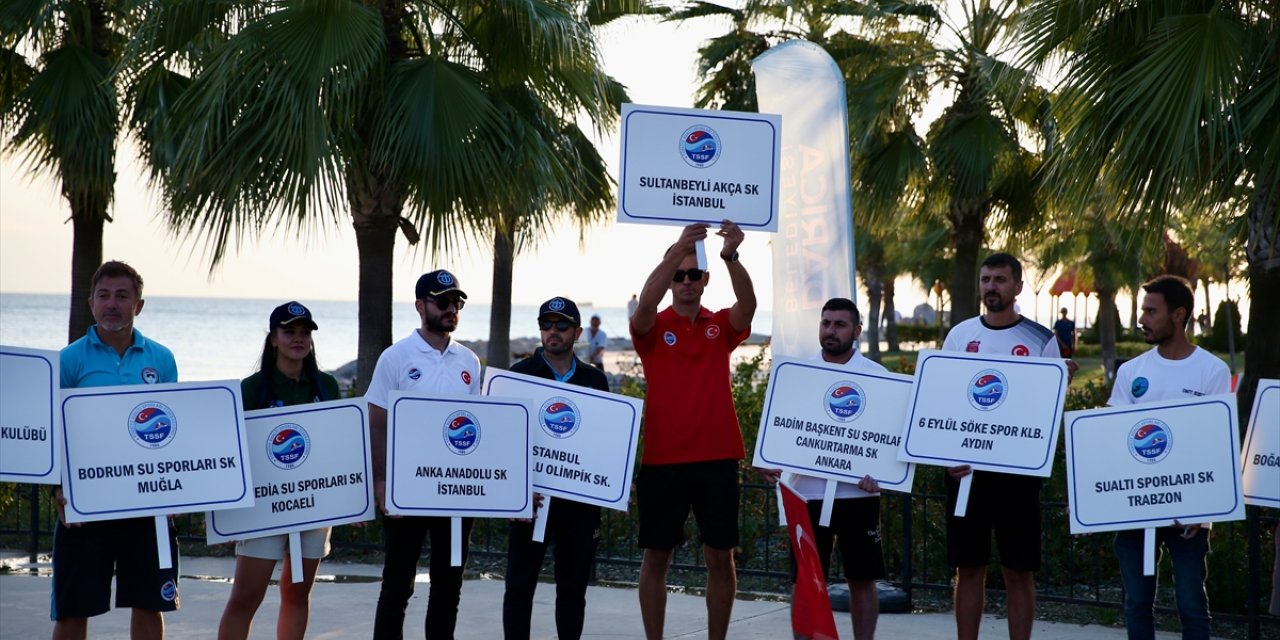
[781,481,840,640]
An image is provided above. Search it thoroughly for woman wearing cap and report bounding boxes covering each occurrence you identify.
[218,301,340,640]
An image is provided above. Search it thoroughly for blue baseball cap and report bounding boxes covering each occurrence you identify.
[416,269,467,300]
[270,301,318,331]
[538,297,581,326]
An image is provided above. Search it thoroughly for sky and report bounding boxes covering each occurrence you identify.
[0,10,1248,328]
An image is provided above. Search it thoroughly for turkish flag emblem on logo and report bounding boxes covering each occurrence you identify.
[461,371,472,385]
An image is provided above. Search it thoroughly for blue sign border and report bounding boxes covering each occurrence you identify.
[1067,398,1241,528]
[61,384,249,517]
[388,396,532,515]
[619,108,779,229]
[486,372,640,505]
[209,402,372,538]
[901,352,1067,473]
[756,361,913,488]
[0,350,57,479]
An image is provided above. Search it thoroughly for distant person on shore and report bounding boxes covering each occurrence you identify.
[366,270,481,639]
[630,220,756,640]
[627,294,638,319]
[586,313,606,370]
[53,260,178,640]
[218,302,339,640]
[502,297,609,640]
[1108,275,1229,639]
[940,252,1075,640]
[1054,307,1076,358]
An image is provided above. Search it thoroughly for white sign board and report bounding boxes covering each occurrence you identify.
[206,399,375,543]
[1242,379,1280,508]
[1064,394,1244,533]
[385,393,533,518]
[619,103,781,231]
[482,368,642,511]
[1,346,61,484]
[60,381,253,523]
[752,357,915,492]
[897,350,1067,476]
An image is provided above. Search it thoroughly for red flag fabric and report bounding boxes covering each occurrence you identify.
[781,482,841,640]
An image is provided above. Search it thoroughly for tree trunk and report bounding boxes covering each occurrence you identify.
[353,216,398,396]
[66,205,106,344]
[1098,287,1119,379]
[1238,180,1280,432]
[863,265,883,362]
[1129,289,1138,335]
[884,277,900,352]
[487,221,517,371]
[947,201,986,326]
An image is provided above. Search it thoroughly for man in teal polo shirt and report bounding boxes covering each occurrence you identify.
[53,260,179,640]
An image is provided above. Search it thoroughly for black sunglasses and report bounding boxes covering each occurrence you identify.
[427,295,465,311]
[539,318,576,331]
[672,268,706,283]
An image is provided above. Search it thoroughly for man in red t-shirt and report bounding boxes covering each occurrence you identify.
[630,220,756,640]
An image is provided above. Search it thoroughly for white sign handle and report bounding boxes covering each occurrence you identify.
[288,532,304,583]
[776,482,787,526]
[532,498,551,543]
[450,517,463,567]
[1143,528,1156,576]
[819,480,837,527]
[695,239,708,270]
[155,516,172,569]
[953,474,973,518]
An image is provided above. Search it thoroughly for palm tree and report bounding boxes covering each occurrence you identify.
[3,1,129,342]
[131,1,620,392]
[1018,0,1280,414]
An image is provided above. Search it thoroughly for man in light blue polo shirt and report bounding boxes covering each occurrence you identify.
[53,260,179,640]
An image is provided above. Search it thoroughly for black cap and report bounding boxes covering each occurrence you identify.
[270,301,318,331]
[416,270,467,300]
[538,297,581,326]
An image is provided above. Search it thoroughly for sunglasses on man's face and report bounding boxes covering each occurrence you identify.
[672,268,706,283]
[539,318,576,331]
[428,295,465,311]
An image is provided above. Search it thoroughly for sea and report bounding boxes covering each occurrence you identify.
[0,292,772,381]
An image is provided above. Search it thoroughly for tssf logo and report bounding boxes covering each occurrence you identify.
[680,125,721,168]
[824,381,866,422]
[128,402,176,449]
[268,423,310,470]
[444,411,480,455]
[540,397,581,439]
[1129,419,1171,463]
[967,370,1007,411]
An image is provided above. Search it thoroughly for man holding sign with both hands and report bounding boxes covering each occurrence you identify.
[630,220,755,640]
[501,296,610,640]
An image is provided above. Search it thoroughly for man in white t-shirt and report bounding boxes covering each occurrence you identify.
[1107,274,1230,640]
[940,252,1075,640]
[586,314,607,370]
[367,269,482,640]
[788,297,886,640]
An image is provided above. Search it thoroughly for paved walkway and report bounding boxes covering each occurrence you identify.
[0,553,1207,639]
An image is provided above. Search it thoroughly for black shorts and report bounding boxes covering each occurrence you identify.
[637,459,739,550]
[789,497,886,582]
[945,471,1041,571]
[51,517,181,620]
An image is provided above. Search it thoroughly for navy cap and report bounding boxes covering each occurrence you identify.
[538,297,581,326]
[270,301,318,331]
[416,270,467,300]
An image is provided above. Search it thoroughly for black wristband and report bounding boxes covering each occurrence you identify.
[721,251,739,263]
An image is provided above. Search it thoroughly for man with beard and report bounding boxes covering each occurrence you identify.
[784,297,887,640]
[367,270,481,640]
[631,220,755,640]
[53,261,178,640]
[1107,275,1229,639]
[501,297,609,640]
[940,252,1074,640]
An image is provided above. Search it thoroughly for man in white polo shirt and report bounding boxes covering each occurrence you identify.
[367,269,481,640]
[1108,274,1230,640]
